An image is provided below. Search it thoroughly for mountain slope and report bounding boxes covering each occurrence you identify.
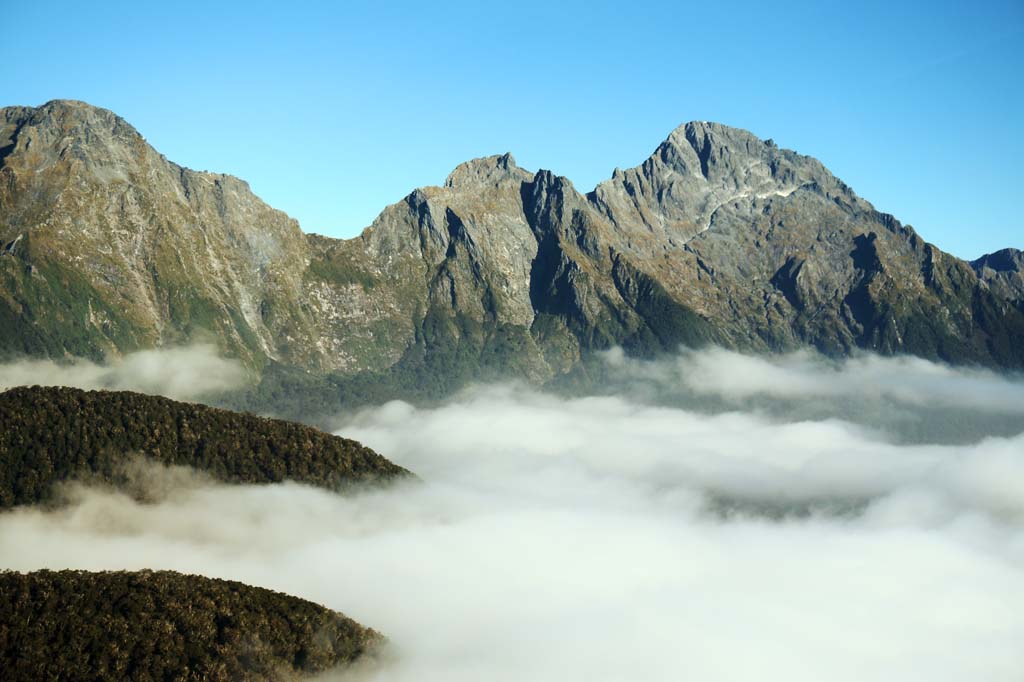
[2,101,1021,414]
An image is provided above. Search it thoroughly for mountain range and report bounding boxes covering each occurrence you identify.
[2,100,1021,415]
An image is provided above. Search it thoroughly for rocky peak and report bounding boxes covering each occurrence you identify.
[444,152,529,188]
[6,99,137,134]
[522,169,576,237]
[972,248,1024,302]
[527,168,578,203]
[664,121,772,174]
[587,121,832,246]
[973,248,1024,274]
[651,120,822,190]
[1,100,145,177]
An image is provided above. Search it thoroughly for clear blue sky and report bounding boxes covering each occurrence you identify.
[4,0,1021,259]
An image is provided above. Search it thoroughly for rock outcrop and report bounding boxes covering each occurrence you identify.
[972,248,1024,303]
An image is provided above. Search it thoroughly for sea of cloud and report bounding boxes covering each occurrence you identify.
[0,348,1022,681]
[0,344,246,400]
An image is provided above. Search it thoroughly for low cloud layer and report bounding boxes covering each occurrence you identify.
[0,344,246,400]
[606,347,1024,412]
[598,347,1024,443]
[0,349,1022,680]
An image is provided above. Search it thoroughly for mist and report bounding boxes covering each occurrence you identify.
[1,349,1022,681]
[0,344,246,400]
[605,347,1024,412]
[596,347,1024,443]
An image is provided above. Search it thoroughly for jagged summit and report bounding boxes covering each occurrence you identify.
[438,122,792,197]
[3,99,147,153]
[681,119,777,139]
[0,99,247,186]
[3,99,128,122]
[973,248,1023,273]
[1,99,1022,418]
[972,248,1024,302]
[585,118,849,248]
[444,152,529,188]
[665,119,765,148]
[40,98,108,110]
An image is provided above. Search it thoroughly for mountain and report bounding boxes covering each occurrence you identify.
[0,569,381,681]
[0,385,411,508]
[2,101,1021,414]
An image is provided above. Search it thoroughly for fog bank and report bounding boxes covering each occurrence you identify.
[0,344,246,400]
[596,347,1024,443]
[613,347,1024,412]
[0,349,1022,680]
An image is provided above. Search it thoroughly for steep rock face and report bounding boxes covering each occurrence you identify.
[0,101,317,369]
[973,248,1024,303]
[584,122,1022,362]
[303,152,548,375]
[590,122,830,245]
[1,101,1021,415]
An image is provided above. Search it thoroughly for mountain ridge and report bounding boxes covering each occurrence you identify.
[2,99,1021,416]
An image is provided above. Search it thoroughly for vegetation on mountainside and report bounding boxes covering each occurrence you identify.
[0,248,148,361]
[0,569,381,681]
[0,385,411,508]
[305,250,378,290]
[227,306,564,422]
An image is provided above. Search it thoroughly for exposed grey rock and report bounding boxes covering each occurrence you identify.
[973,248,1024,303]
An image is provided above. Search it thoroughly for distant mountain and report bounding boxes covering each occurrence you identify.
[2,101,1021,414]
[0,569,381,681]
[0,385,411,508]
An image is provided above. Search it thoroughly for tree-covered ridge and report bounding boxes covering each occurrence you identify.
[0,569,381,681]
[0,385,411,508]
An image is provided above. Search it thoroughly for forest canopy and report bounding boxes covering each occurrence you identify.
[0,385,411,508]
[0,569,381,681]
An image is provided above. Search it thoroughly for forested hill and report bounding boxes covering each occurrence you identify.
[0,569,381,681]
[0,385,411,508]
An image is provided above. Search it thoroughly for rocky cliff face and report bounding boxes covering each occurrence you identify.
[0,101,317,369]
[2,101,1021,413]
[972,248,1024,303]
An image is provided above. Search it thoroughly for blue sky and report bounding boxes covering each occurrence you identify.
[4,0,1021,258]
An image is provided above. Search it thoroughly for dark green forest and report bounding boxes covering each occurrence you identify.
[0,385,411,508]
[0,569,380,681]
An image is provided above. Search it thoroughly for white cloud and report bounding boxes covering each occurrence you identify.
[0,349,1022,680]
[618,346,1024,413]
[0,344,247,400]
